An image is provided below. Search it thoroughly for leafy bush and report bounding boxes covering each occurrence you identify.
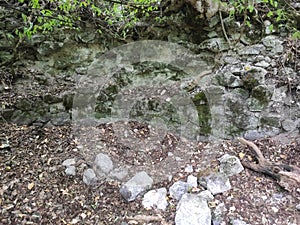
[2,0,159,40]
[227,0,300,39]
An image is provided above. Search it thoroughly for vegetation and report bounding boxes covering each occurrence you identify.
[0,0,299,41]
[0,0,160,40]
[227,0,300,40]
[0,0,299,68]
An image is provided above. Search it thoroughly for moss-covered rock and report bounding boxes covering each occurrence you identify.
[192,91,211,135]
[251,85,272,104]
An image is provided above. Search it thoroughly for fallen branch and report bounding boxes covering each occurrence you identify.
[238,137,300,192]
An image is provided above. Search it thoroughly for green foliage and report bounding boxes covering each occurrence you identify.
[228,0,300,39]
[12,0,159,39]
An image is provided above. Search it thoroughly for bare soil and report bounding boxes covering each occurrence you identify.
[0,122,299,225]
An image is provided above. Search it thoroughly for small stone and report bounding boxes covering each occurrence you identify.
[216,72,242,87]
[205,173,231,195]
[265,23,274,34]
[169,180,188,201]
[51,112,70,126]
[184,164,194,173]
[187,175,198,189]
[282,119,297,131]
[262,35,283,54]
[142,188,168,211]
[244,130,264,140]
[296,204,300,211]
[70,218,80,224]
[199,38,230,53]
[271,206,279,213]
[109,166,128,181]
[62,158,76,166]
[219,154,244,177]
[120,171,153,202]
[261,195,268,201]
[168,152,174,157]
[272,193,284,201]
[212,202,227,225]
[229,206,236,212]
[254,61,270,68]
[198,190,214,201]
[94,153,114,174]
[80,213,87,219]
[231,219,249,225]
[175,193,211,225]
[83,168,98,185]
[222,56,240,65]
[238,44,265,55]
[65,166,76,176]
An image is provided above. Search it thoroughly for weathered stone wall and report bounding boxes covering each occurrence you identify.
[1,14,299,140]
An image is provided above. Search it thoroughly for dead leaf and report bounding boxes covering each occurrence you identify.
[239,152,245,159]
[27,182,35,190]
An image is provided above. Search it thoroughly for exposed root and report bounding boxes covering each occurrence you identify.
[238,137,300,192]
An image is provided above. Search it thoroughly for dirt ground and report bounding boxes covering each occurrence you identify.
[0,121,299,225]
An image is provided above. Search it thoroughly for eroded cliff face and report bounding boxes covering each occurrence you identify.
[1,3,299,140]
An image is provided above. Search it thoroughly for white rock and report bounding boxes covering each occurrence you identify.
[94,153,114,174]
[184,164,194,173]
[169,180,188,201]
[231,219,249,225]
[198,190,214,201]
[83,168,98,185]
[212,202,227,225]
[62,158,76,166]
[142,188,168,210]
[120,171,153,202]
[187,175,198,189]
[205,173,231,195]
[65,166,76,176]
[109,166,128,181]
[175,193,211,225]
[219,154,244,177]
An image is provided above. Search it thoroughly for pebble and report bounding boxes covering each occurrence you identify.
[187,175,198,189]
[169,180,188,201]
[184,164,194,173]
[65,166,76,176]
[83,168,98,185]
[62,158,76,166]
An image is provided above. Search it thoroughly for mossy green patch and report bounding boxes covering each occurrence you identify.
[192,92,211,135]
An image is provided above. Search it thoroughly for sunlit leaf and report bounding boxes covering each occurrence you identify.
[28,182,35,190]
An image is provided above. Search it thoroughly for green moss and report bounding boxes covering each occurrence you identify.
[192,92,207,103]
[251,85,271,104]
[242,76,259,90]
[192,92,211,135]
[225,124,243,136]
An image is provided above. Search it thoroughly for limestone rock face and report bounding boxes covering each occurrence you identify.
[188,0,229,19]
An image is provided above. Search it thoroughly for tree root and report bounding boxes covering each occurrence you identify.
[238,137,300,193]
